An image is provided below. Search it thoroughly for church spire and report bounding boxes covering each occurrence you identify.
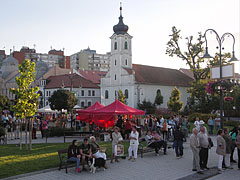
[113,3,129,35]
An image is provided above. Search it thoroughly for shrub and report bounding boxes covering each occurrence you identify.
[0,126,6,137]
[48,127,74,137]
[188,113,216,123]
[223,120,240,127]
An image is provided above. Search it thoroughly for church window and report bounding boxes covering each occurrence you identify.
[124,41,128,49]
[81,101,85,107]
[115,74,117,80]
[115,59,117,66]
[125,59,128,65]
[125,89,128,99]
[105,90,109,99]
[88,101,92,107]
[114,42,117,50]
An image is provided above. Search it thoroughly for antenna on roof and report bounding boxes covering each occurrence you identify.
[50,46,52,50]
[33,44,36,49]
[13,46,15,51]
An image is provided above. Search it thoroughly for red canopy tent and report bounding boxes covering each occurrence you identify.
[76,101,104,123]
[92,100,145,128]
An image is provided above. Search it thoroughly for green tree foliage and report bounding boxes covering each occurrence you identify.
[0,95,10,112]
[48,89,77,112]
[11,59,39,150]
[154,89,163,106]
[138,99,156,114]
[118,90,126,104]
[168,87,183,113]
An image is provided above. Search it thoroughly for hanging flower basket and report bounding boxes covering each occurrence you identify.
[206,80,234,94]
[224,96,234,101]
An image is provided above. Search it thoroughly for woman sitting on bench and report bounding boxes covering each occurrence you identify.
[67,139,81,172]
[90,136,108,169]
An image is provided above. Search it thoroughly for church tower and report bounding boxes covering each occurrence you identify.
[109,3,133,85]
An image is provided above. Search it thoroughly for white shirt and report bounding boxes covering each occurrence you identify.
[130,131,139,146]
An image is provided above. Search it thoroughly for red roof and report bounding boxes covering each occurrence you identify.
[78,70,107,84]
[132,64,193,87]
[93,100,145,115]
[45,73,99,89]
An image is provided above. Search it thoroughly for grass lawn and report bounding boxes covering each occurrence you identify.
[0,141,131,179]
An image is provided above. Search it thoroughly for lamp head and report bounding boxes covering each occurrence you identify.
[229,51,239,62]
[202,47,212,59]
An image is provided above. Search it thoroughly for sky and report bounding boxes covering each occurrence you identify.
[0,0,239,71]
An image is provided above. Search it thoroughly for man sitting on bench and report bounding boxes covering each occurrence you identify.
[79,138,92,171]
[68,139,81,172]
[145,130,167,156]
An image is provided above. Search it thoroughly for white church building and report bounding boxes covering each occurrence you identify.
[101,6,194,109]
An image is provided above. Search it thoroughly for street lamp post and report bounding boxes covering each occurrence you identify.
[202,29,239,129]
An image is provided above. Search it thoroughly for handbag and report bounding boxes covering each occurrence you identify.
[208,137,214,148]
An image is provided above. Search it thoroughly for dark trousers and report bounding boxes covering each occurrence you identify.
[199,147,208,169]
[208,125,213,135]
[175,140,183,157]
[238,149,240,168]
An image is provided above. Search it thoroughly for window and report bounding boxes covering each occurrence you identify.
[124,41,128,49]
[88,101,91,107]
[157,89,161,94]
[92,90,95,96]
[88,90,91,96]
[105,90,109,99]
[125,89,128,99]
[115,59,117,66]
[115,90,118,99]
[81,101,84,107]
[125,59,128,66]
[115,74,116,80]
[114,42,117,50]
[81,90,84,96]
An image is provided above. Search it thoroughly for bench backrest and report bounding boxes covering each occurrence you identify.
[58,149,68,161]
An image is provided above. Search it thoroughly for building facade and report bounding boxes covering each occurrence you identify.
[44,73,101,108]
[70,47,111,71]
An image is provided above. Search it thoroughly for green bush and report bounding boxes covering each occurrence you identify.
[188,113,216,123]
[0,126,6,136]
[223,120,240,127]
[48,127,74,137]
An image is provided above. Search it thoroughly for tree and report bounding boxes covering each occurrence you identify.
[11,59,39,150]
[0,95,10,112]
[168,87,183,114]
[138,99,156,114]
[154,90,163,106]
[118,90,126,104]
[48,89,77,112]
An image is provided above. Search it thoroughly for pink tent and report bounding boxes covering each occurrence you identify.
[76,101,104,122]
[92,100,145,127]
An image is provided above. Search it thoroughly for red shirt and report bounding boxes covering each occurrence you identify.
[125,121,132,130]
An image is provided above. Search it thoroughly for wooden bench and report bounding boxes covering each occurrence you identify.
[138,138,172,158]
[63,131,97,143]
[58,149,76,173]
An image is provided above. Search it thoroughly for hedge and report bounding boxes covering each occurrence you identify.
[48,127,74,137]
[188,113,216,123]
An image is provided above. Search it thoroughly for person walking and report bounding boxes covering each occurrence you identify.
[190,128,203,174]
[208,117,214,135]
[223,128,233,169]
[173,125,184,158]
[215,115,221,132]
[198,126,209,170]
[216,129,226,171]
[128,126,139,162]
[229,127,238,163]
[236,128,240,170]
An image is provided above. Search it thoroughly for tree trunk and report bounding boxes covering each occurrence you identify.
[29,118,32,150]
[25,118,28,150]
[19,119,22,150]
